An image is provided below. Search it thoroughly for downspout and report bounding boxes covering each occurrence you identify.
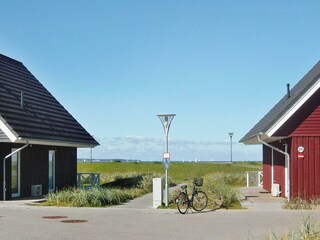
[3,141,29,201]
[271,149,274,190]
[257,133,291,202]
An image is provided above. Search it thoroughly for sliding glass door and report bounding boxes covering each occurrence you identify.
[11,149,20,198]
[48,150,55,192]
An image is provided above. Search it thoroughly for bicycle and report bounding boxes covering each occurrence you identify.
[176,178,208,214]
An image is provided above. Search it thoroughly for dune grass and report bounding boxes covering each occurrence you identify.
[44,161,261,207]
[267,215,320,240]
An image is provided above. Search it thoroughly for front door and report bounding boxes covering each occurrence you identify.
[48,150,55,192]
[11,149,20,198]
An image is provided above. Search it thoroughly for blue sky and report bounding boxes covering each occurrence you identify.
[1,1,320,161]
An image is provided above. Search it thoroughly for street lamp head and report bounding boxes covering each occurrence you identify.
[157,114,176,130]
[157,114,176,118]
[228,132,234,138]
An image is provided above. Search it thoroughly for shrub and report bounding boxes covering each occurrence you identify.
[44,188,142,207]
[44,172,166,207]
[282,197,320,210]
[167,173,242,209]
[203,173,241,208]
[283,197,312,210]
[267,215,320,240]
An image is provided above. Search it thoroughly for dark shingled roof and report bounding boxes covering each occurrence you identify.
[240,60,320,144]
[0,54,99,147]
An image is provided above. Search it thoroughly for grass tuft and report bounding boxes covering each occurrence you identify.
[44,173,158,207]
[267,215,320,240]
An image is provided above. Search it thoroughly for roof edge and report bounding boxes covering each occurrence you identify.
[0,116,19,142]
[266,78,320,137]
[240,133,286,145]
[15,138,99,148]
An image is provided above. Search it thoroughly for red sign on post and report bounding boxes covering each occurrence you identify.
[298,153,304,160]
[163,152,170,159]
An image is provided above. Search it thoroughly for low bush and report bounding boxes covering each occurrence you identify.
[44,173,163,207]
[267,215,320,240]
[283,197,320,210]
[167,173,243,209]
[203,173,242,208]
[45,188,141,207]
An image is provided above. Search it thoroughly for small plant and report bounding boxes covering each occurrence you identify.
[267,215,320,240]
[282,197,320,210]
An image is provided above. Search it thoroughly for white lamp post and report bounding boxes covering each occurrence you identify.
[228,132,234,163]
[157,114,175,207]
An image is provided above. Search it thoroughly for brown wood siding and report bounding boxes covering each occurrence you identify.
[0,143,76,200]
[291,136,320,198]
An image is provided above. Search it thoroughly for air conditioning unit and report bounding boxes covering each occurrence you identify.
[271,183,281,197]
[31,185,42,197]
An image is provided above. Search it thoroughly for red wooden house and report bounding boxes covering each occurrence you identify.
[240,61,320,200]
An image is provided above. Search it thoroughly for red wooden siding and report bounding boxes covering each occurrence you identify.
[291,104,320,136]
[290,136,320,198]
[263,145,272,192]
[274,88,320,137]
[263,140,289,197]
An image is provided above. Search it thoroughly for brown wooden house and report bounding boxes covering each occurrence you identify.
[0,54,98,200]
[240,60,320,200]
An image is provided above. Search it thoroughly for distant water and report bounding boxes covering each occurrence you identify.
[77,158,255,163]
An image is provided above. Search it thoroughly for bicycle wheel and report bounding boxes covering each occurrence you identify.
[176,192,188,214]
[192,191,208,211]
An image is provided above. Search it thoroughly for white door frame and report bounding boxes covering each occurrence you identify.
[284,144,288,198]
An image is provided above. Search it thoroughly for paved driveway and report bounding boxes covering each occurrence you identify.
[1,188,319,240]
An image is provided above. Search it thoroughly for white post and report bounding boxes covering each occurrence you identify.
[153,178,163,208]
[246,172,250,187]
[165,168,169,206]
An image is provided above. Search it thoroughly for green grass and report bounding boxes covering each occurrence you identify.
[77,161,262,184]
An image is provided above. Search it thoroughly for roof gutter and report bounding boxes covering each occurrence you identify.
[15,138,99,148]
[257,133,290,202]
[3,141,29,201]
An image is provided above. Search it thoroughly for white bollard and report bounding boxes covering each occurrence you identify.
[153,178,163,208]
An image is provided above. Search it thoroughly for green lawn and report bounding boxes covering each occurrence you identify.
[77,161,262,184]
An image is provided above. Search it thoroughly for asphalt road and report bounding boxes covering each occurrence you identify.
[1,188,320,240]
